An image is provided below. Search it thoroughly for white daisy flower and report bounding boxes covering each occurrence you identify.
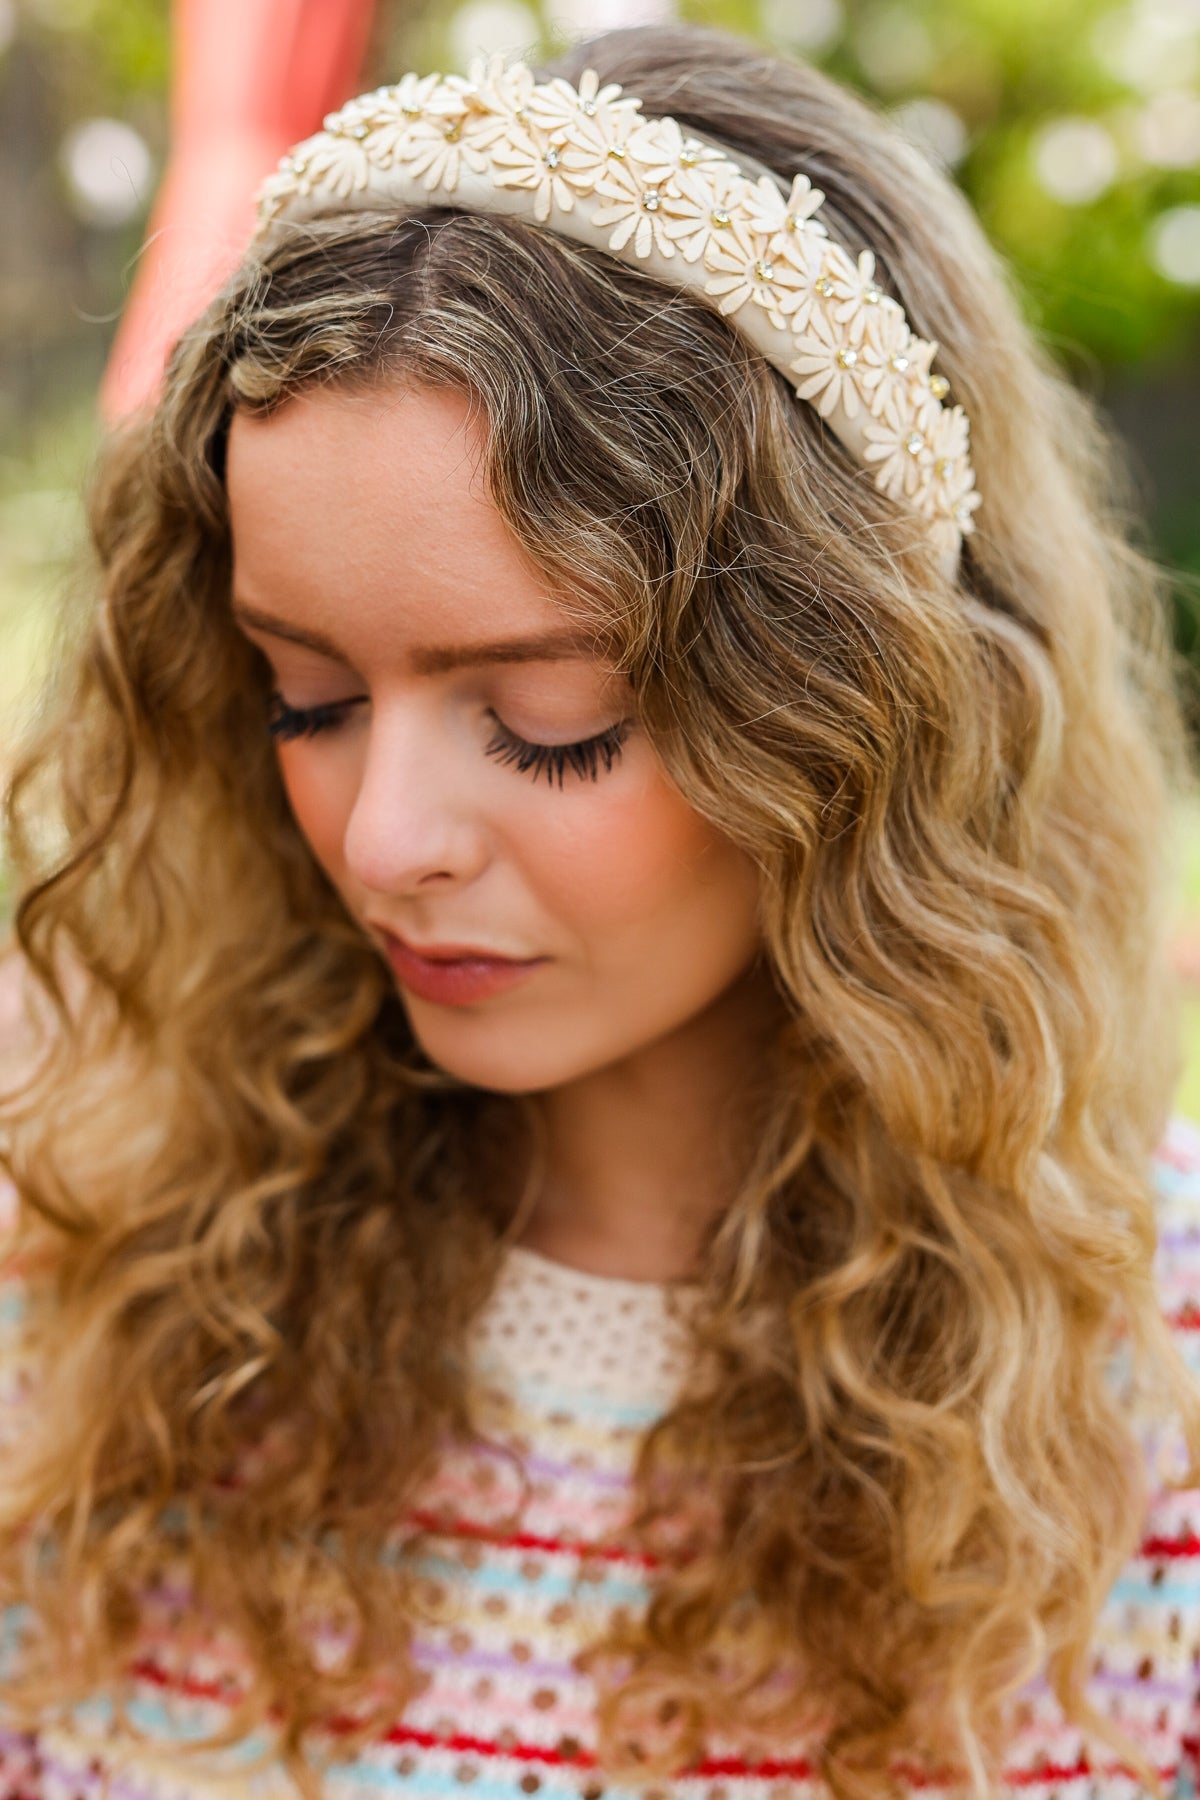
[525,69,639,138]
[903,337,939,386]
[463,54,536,121]
[743,171,828,246]
[917,406,980,532]
[790,306,871,421]
[623,116,729,186]
[388,72,446,121]
[491,124,577,221]
[404,116,490,194]
[659,164,747,264]
[861,395,942,502]
[917,474,982,534]
[592,161,680,259]
[255,165,300,220]
[855,307,918,431]
[820,245,905,342]
[564,82,647,163]
[278,132,371,201]
[703,222,813,330]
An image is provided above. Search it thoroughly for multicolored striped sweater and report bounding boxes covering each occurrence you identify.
[5,1120,1200,1799]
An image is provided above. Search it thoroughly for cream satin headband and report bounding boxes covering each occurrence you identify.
[253,57,982,577]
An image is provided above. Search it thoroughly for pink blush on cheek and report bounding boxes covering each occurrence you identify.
[275,750,358,879]
[527,770,735,934]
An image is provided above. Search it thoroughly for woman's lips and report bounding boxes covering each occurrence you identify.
[380,933,548,1007]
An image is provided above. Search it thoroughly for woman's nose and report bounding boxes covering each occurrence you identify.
[341,703,489,896]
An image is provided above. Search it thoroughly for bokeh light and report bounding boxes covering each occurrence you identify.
[1091,0,1200,93]
[759,0,843,59]
[449,0,539,64]
[851,5,935,93]
[889,97,969,170]
[1031,116,1120,204]
[1149,205,1200,285]
[59,117,152,227]
[544,0,677,35]
[1133,90,1200,169]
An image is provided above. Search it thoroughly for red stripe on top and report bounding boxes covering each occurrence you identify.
[402,1507,658,1570]
[1138,1531,1200,1558]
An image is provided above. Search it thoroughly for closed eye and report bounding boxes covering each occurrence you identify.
[265,692,632,786]
[266,693,367,741]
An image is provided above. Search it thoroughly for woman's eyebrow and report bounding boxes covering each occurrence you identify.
[230,602,604,673]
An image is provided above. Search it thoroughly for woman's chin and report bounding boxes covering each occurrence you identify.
[401,1006,599,1096]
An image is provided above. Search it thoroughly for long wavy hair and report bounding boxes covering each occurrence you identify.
[3,21,1200,1800]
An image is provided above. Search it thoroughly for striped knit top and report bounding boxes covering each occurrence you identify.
[5,1120,1200,1800]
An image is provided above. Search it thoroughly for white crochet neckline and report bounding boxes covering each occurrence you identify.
[471,1239,696,1406]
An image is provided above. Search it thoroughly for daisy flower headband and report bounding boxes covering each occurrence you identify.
[254,57,982,577]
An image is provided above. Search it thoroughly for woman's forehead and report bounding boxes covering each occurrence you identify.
[225,386,611,667]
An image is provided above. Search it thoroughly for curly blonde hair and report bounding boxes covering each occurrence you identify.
[3,21,1200,1800]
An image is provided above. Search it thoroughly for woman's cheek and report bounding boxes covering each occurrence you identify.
[526,761,735,931]
[276,745,359,878]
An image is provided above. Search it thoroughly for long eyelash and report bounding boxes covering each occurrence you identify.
[484,713,632,788]
[267,693,366,742]
[267,692,631,787]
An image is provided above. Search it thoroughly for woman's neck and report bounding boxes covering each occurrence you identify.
[514,959,782,1282]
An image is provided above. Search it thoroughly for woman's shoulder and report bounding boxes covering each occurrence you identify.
[1068,1115,1200,1796]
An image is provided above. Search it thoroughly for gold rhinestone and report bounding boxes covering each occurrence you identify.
[642,187,661,211]
[753,258,776,281]
[836,347,859,368]
[935,456,955,478]
[864,285,883,305]
[607,143,626,160]
[905,431,925,456]
[814,275,836,296]
[680,145,700,166]
[444,119,462,142]
[711,206,732,226]
[784,211,802,231]
[929,373,950,399]
[545,147,560,169]
[889,352,910,373]
[513,106,528,123]
[353,124,369,140]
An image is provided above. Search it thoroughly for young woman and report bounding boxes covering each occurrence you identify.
[2,20,1200,1800]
